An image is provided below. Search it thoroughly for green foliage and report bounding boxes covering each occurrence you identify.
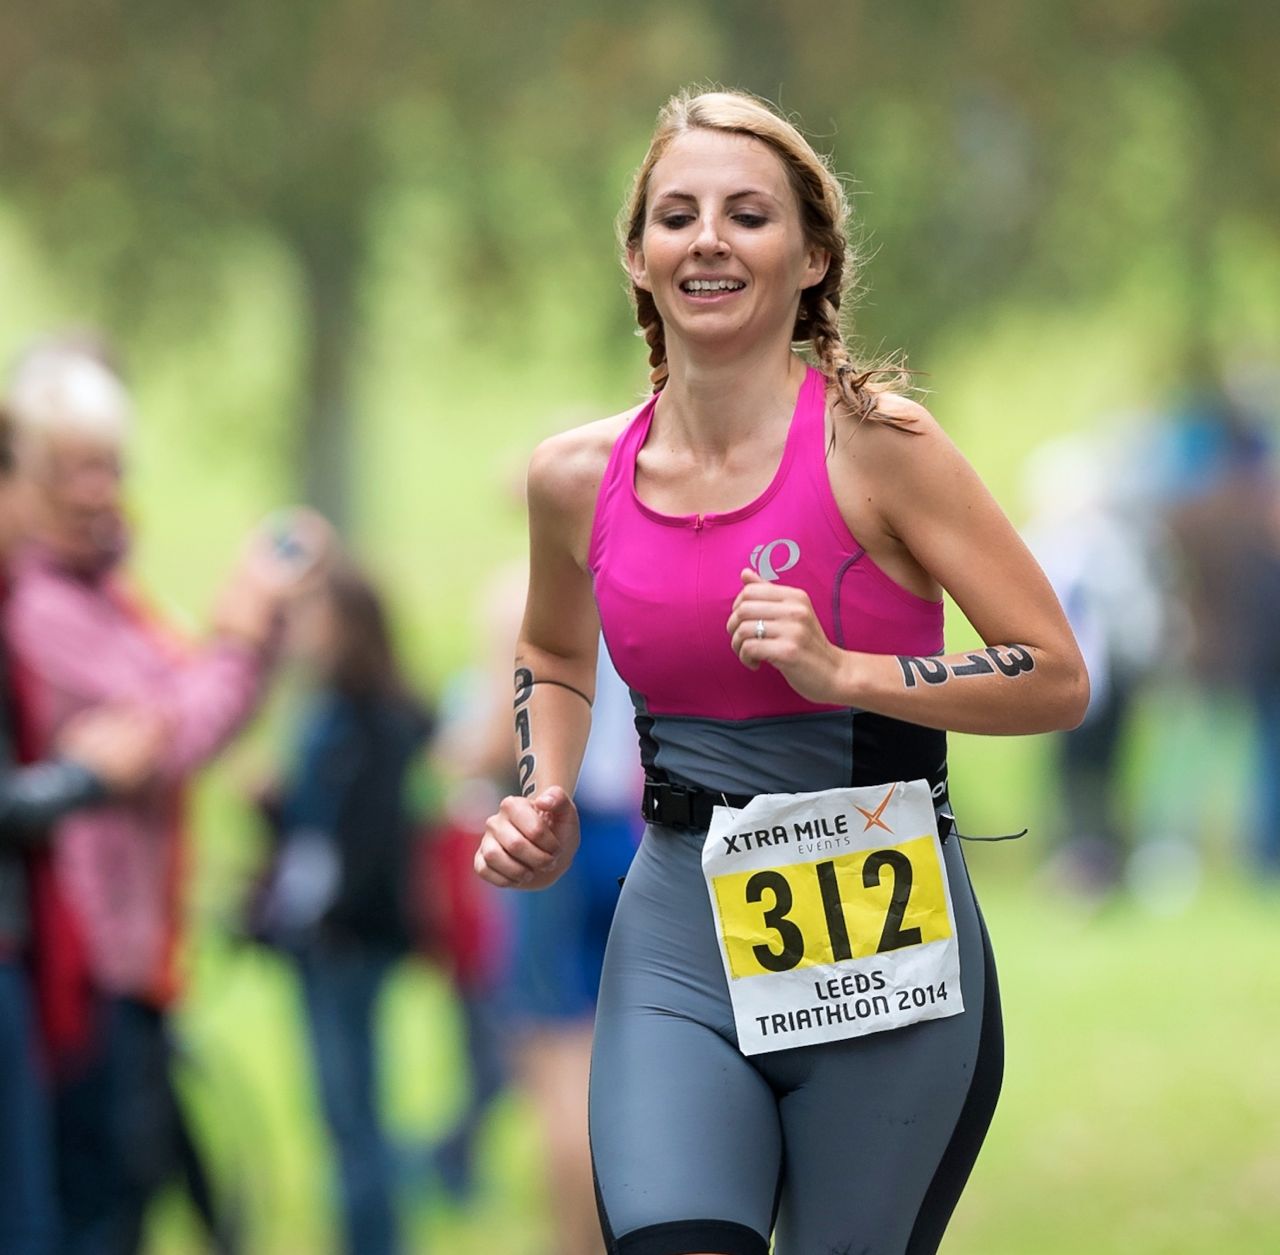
[2,2,1277,521]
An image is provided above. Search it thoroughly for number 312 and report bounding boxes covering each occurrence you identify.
[746,852,920,972]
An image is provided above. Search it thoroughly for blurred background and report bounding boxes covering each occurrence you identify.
[1,2,1277,1252]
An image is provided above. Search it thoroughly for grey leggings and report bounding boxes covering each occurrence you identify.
[589,821,1003,1255]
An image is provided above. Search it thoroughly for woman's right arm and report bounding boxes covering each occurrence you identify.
[474,422,619,891]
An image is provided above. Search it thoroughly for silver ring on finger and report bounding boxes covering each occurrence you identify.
[755,618,766,640]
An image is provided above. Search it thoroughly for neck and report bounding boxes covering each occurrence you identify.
[657,337,806,456]
[30,528,127,579]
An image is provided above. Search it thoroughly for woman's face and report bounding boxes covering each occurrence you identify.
[286,585,341,674]
[628,129,828,355]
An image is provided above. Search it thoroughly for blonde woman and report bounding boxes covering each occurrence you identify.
[477,90,1087,1255]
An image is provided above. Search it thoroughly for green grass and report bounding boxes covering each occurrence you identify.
[951,877,1280,1255]
[149,868,1280,1255]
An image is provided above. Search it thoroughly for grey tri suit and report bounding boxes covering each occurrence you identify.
[588,710,1003,1255]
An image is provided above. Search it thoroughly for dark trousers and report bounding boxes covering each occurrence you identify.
[55,998,184,1255]
[297,945,400,1255]
[0,958,58,1255]
[1254,687,1280,873]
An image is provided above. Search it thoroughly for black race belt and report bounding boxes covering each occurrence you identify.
[641,779,756,830]
[642,770,951,833]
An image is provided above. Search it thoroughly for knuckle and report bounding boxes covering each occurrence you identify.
[509,834,541,863]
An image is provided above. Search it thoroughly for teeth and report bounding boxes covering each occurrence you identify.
[683,279,745,292]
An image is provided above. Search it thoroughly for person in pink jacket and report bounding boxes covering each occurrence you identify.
[2,336,329,1254]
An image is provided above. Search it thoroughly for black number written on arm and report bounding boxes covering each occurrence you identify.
[898,645,1035,689]
[513,666,537,797]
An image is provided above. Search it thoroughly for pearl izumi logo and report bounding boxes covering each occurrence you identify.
[750,538,801,581]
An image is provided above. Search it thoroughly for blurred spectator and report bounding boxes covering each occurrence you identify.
[2,336,327,1254]
[1023,433,1169,894]
[1156,384,1272,685]
[438,559,638,1255]
[416,565,524,1205]
[0,402,165,1255]
[1157,383,1280,874]
[253,556,432,1255]
[410,776,511,1205]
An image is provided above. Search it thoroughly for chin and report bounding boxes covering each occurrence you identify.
[673,313,752,344]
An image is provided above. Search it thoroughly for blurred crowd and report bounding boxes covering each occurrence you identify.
[1025,361,1280,902]
[0,332,1276,1255]
[0,332,642,1255]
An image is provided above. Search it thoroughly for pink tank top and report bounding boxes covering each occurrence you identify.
[589,367,943,721]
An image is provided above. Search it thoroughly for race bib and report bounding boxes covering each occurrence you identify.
[702,779,963,1056]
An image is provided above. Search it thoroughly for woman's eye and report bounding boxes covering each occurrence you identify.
[734,213,768,228]
[657,214,695,229]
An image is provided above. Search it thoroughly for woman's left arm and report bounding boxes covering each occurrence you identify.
[728,400,1090,735]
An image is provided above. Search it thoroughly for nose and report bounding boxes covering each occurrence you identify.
[73,467,121,511]
[689,213,730,258]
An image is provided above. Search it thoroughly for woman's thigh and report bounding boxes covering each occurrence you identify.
[769,841,1003,1255]
[589,828,779,1255]
[591,1004,779,1254]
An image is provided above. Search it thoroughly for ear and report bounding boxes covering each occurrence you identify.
[801,247,830,292]
[626,244,651,293]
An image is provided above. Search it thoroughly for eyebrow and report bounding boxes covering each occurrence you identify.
[652,188,781,206]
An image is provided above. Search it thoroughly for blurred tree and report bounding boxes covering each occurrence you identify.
[0,0,1275,524]
[0,0,694,521]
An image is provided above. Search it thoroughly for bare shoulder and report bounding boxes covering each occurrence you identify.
[830,389,1000,571]
[857,391,948,446]
[841,391,972,486]
[526,406,640,535]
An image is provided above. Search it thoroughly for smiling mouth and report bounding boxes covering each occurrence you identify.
[680,278,746,293]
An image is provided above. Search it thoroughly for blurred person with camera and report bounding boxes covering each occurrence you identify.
[2,336,329,1255]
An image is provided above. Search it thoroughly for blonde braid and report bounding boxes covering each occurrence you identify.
[800,276,913,429]
[634,289,669,392]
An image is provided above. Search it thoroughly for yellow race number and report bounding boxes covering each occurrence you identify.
[711,835,952,980]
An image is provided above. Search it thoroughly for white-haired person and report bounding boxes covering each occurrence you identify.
[476,90,1086,1255]
[2,335,329,1254]
[0,396,166,1255]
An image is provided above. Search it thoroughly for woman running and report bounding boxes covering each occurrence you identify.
[476,88,1087,1255]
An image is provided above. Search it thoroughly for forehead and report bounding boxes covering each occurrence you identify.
[649,129,794,203]
[38,430,121,473]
